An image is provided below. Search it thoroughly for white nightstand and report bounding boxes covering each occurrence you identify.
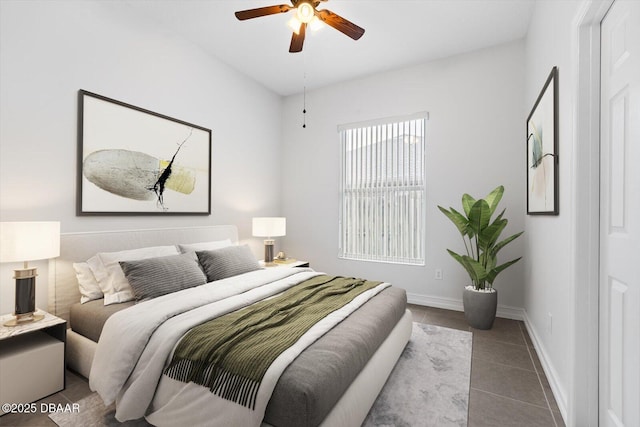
[260,259,310,268]
[0,310,66,415]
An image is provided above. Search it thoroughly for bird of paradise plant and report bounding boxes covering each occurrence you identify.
[438,185,523,290]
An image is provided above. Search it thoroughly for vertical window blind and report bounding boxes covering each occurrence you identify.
[338,113,427,265]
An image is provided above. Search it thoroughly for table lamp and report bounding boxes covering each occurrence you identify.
[252,217,286,266]
[0,221,60,326]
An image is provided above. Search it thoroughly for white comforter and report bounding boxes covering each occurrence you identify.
[90,268,389,426]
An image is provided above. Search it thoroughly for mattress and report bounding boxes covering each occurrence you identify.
[70,299,134,342]
[70,286,407,427]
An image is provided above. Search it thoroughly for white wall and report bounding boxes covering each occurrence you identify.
[523,0,584,421]
[0,0,283,314]
[280,40,526,315]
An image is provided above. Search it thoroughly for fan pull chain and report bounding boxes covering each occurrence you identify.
[302,85,307,128]
[302,62,308,129]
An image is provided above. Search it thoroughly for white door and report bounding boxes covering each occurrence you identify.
[600,1,640,426]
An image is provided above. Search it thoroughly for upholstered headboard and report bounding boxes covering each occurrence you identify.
[49,225,239,322]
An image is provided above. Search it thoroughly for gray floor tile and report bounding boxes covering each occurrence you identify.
[528,343,545,373]
[406,303,425,312]
[552,410,566,427]
[519,321,535,348]
[538,369,561,413]
[471,358,548,407]
[421,306,471,331]
[423,313,471,331]
[471,317,526,346]
[468,389,556,427]
[60,371,93,403]
[517,334,562,414]
[473,334,535,371]
[423,306,466,319]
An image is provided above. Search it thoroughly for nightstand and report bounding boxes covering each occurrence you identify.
[0,310,66,415]
[260,259,310,268]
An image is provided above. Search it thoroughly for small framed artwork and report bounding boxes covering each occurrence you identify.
[77,90,212,215]
[526,67,559,215]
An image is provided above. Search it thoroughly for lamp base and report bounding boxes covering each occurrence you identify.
[264,239,275,264]
[4,313,44,327]
[8,266,40,327]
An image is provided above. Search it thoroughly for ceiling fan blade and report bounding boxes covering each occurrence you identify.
[289,23,306,53]
[316,9,365,40]
[235,5,292,21]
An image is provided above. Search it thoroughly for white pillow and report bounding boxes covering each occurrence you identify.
[87,245,179,305]
[177,239,233,253]
[73,261,103,304]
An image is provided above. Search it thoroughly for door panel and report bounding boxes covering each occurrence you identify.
[600,1,640,426]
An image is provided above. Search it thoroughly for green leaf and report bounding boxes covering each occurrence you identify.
[467,199,491,235]
[486,252,497,271]
[462,194,476,217]
[461,255,489,282]
[479,218,507,251]
[486,257,522,284]
[491,231,524,257]
[484,185,504,217]
[447,249,477,284]
[438,206,470,237]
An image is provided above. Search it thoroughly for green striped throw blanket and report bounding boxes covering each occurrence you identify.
[164,275,382,409]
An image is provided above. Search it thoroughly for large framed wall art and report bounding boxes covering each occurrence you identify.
[77,90,212,215]
[526,67,559,215]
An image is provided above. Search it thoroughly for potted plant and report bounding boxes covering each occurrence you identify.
[438,185,523,329]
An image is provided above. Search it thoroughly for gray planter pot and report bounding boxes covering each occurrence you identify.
[462,287,497,330]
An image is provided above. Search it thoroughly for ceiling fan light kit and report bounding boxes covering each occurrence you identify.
[235,0,365,53]
[296,2,315,23]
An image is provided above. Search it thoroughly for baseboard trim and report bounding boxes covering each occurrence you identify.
[406,292,525,321]
[522,311,568,424]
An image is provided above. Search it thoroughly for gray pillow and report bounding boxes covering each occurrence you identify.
[119,253,207,301]
[196,244,261,282]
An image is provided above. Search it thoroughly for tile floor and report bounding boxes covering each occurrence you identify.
[408,304,565,427]
[1,305,565,427]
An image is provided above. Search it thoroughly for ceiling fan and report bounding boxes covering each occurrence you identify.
[235,0,365,53]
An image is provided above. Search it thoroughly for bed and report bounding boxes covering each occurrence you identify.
[50,225,412,427]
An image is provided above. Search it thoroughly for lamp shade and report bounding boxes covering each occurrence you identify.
[252,217,286,238]
[0,222,60,263]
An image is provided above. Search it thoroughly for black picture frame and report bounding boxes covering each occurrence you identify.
[526,67,559,215]
[77,90,212,216]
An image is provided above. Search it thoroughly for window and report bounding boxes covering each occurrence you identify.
[338,113,427,265]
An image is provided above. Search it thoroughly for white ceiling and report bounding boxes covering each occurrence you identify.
[120,0,534,96]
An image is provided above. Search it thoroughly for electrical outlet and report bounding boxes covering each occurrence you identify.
[435,269,443,280]
[547,312,553,335]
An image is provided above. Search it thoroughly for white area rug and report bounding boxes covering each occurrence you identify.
[362,322,472,427]
[51,323,472,427]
